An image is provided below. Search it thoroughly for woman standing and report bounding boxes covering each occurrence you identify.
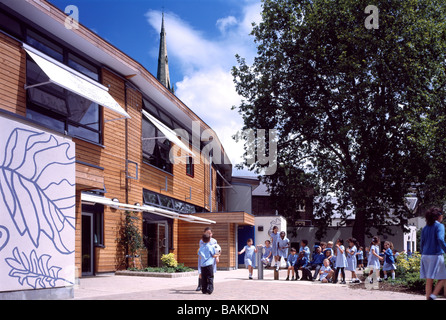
[420,207,446,300]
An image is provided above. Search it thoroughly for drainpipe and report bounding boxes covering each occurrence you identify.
[209,152,212,212]
[124,85,129,205]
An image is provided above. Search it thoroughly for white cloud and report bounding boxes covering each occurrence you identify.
[216,16,238,34]
[145,2,262,174]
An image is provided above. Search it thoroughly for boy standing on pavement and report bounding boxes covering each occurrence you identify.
[198,233,218,294]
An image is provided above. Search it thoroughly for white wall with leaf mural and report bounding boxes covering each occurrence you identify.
[0,115,75,293]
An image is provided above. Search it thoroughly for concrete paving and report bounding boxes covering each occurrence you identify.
[72,268,429,300]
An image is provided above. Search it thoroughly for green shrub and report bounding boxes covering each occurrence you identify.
[404,272,426,291]
[128,262,194,273]
[161,253,178,268]
[395,252,424,292]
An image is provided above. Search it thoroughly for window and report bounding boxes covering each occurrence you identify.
[186,156,194,177]
[143,189,204,214]
[0,11,22,38]
[68,53,99,81]
[142,116,172,173]
[26,30,63,62]
[25,30,100,81]
[26,55,102,143]
[143,190,160,206]
[22,25,102,144]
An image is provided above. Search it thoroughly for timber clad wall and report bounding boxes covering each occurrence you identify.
[0,33,26,116]
[177,220,236,270]
[177,212,255,269]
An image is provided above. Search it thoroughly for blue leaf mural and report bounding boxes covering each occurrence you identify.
[0,226,9,252]
[0,128,75,254]
[5,247,73,289]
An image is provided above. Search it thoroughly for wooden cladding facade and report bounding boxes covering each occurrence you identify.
[0,32,26,116]
[177,212,255,270]
[0,25,245,275]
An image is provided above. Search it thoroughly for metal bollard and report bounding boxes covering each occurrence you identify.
[257,245,263,280]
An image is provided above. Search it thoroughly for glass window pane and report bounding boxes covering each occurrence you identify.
[26,30,63,62]
[183,203,196,214]
[26,59,65,94]
[142,118,156,156]
[28,87,68,115]
[144,190,160,205]
[66,91,99,128]
[0,12,22,38]
[158,110,173,128]
[143,99,159,116]
[159,195,173,209]
[186,156,194,176]
[26,108,65,132]
[68,124,99,143]
[173,200,184,212]
[68,53,99,81]
[78,103,100,130]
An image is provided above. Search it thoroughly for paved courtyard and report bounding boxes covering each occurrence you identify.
[73,268,428,300]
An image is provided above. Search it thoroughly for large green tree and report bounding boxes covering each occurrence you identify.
[232,0,446,245]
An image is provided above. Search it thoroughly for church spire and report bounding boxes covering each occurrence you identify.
[157,12,174,94]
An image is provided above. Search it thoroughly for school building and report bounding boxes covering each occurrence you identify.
[0,0,254,299]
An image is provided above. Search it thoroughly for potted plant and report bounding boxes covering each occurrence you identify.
[119,211,146,269]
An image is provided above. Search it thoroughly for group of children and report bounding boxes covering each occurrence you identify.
[239,226,398,284]
[197,226,398,295]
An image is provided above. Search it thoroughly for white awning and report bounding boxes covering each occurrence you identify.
[81,193,215,224]
[23,44,130,120]
[142,109,195,157]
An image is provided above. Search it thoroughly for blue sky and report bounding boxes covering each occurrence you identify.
[48,0,262,175]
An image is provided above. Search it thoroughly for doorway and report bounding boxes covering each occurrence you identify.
[144,221,169,267]
[238,225,255,266]
[82,212,94,276]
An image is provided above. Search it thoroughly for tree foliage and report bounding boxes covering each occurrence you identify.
[232,0,446,245]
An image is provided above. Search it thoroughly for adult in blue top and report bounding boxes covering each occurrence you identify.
[420,207,446,300]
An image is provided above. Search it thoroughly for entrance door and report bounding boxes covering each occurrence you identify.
[145,221,168,267]
[238,225,255,266]
[82,212,94,276]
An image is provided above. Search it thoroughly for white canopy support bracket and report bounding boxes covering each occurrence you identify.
[24,81,52,90]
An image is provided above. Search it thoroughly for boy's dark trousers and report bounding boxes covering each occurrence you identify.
[201,264,214,294]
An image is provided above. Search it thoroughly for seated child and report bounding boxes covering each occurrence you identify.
[299,239,310,260]
[319,258,334,283]
[295,251,310,280]
[306,245,325,280]
[260,240,273,267]
[286,248,298,280]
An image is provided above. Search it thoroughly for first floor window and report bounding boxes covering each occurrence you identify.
[186,156,194,177]
[142,116,172,173]
[26,56,102,143]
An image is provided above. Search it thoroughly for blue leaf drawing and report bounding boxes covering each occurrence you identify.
[0,128,75,254]
[5,247,73,289]
[0,225,9,252]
